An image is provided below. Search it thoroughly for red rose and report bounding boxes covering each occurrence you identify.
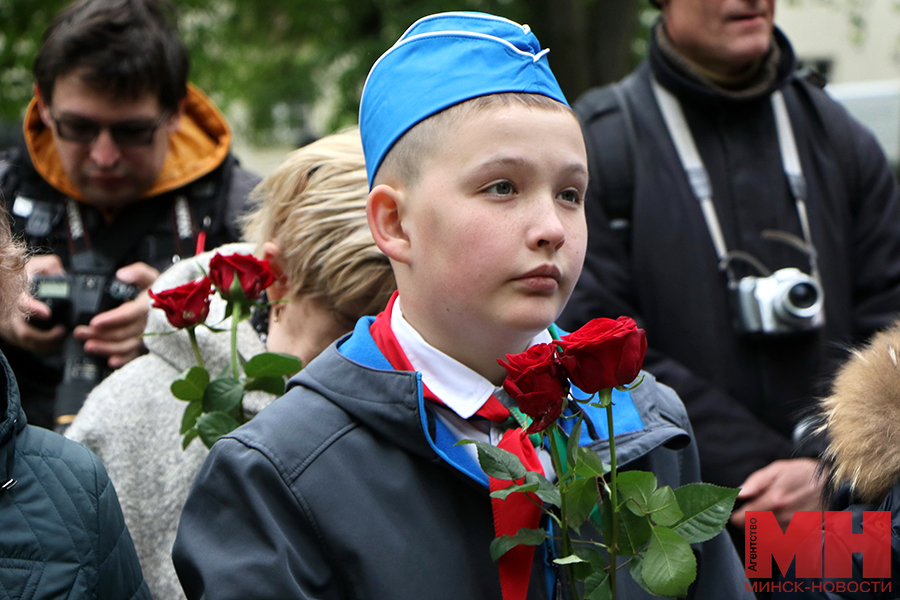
[557,317,647,394]
[208,252,275,302]
[149,277,212,329]
[498,343,570,434]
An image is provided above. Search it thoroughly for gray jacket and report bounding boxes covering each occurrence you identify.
[173,317,752,599]
[66,243,273,600]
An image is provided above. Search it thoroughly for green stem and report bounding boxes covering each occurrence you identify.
[548,423,581,600]
[604,388,618,600]
[230,303,241,379]
[187,327,205,370]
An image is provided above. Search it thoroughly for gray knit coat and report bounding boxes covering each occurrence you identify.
[66,243,274,600]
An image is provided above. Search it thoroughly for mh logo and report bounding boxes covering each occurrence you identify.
[745,511,891,579]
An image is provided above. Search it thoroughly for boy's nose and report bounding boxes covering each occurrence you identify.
[529,203,566,251]
[89,129,122,168]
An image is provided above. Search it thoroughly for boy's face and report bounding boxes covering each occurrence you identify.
[398,103,588,353]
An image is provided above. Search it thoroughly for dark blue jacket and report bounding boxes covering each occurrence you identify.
[0,350,150,600]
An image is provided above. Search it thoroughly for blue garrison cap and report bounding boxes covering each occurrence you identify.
[359,11,568,187]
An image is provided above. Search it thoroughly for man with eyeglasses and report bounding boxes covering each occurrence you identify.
[0,0,259,430]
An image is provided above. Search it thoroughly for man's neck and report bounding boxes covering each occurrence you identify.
[656,22,779,97]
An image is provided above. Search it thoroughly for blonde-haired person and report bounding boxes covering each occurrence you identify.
[65,127,395,600]
[0,203,151,598]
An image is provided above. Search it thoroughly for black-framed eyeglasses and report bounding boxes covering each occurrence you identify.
[48,109,169,147]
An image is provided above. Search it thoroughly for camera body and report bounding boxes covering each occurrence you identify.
[730,267,824,336]
[30,273,140,429]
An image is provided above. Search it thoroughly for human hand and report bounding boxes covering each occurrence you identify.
[730,458,824,529]
[73,262,160,369]
[0,254,67,353]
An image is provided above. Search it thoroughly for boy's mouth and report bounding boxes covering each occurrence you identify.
[515,265,561,291]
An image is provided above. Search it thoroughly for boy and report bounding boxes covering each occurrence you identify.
[173,12,749,599]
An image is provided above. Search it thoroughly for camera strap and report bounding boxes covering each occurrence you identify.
[650,78,819,283]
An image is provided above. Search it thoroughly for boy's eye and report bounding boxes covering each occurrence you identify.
[558,189,582,204]
[483,181,516,195]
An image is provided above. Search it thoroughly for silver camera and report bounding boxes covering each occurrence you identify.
[731,267,824,335]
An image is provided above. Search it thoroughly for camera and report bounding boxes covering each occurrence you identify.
[30,273,140,430]
[730,267,824,336]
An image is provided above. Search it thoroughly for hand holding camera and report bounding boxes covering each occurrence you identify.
[0,254,68,354]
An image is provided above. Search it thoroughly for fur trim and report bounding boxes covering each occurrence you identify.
[822,321,900,503]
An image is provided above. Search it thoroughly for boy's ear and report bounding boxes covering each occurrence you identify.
[367,184,411,265]
[262,241,288,302]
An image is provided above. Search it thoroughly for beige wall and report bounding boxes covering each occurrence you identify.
[776,0,900,83]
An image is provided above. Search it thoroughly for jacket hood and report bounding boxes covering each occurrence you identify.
[23,83,232,203]
[146,243,271,418]
[0,349,26,491]
[649,21,796,106]
[287,316,691,470]
[821,322,900,503]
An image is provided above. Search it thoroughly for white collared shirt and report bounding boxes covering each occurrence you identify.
[391,297,555,476]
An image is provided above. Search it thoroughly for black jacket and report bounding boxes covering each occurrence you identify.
[0,349,150,600]
[561,25,900,488]
[172,317,751,600]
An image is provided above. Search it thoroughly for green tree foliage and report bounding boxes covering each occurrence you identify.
[1,0,652,144]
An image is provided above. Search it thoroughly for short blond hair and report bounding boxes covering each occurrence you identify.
[0,204,26,323]
[376,92,573,187]
[242,127,395,323]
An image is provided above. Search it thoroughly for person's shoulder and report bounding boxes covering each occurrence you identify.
[627,370,692,436]
[18,424,110,492]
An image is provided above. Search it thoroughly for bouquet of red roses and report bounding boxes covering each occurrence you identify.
[464,318,738,599]
[149,252,302,449]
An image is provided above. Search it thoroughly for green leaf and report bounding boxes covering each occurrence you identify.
[647,486,683,526]
[528,471,562,508]
[181,428,199,450]
[642,525,697,598]
[618,507,652,555]
[203,377,245,413]
[628,555,656,596]
[244,352,303,378]
[572,446,611,478]
[196,412,241,449]
[171,366,210,401]
[489,471,560,507]
[566,418,583,468]
[457,440,526,481]
[564,476,600,533]
[180,400,203,434]
[244,376,286,395]
[617,470,657,515]
[489,528,547,561]
[553,554,587,565]
[490,482,539,501]
[572,547,607,582]
[672,483,740,544]
[584,568,612,600]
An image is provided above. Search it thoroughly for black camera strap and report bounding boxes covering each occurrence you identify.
[63,195,198,273]
[650,78,820,284]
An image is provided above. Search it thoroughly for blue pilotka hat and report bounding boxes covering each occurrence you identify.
[359,11,569,188]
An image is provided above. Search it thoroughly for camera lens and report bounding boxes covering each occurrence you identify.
[788,282,818,309]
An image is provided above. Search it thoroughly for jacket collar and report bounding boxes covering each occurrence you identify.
[287,316,691,479]
[23,83,232,203]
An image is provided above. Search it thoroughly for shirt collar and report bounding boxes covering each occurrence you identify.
[391,297,552,419]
